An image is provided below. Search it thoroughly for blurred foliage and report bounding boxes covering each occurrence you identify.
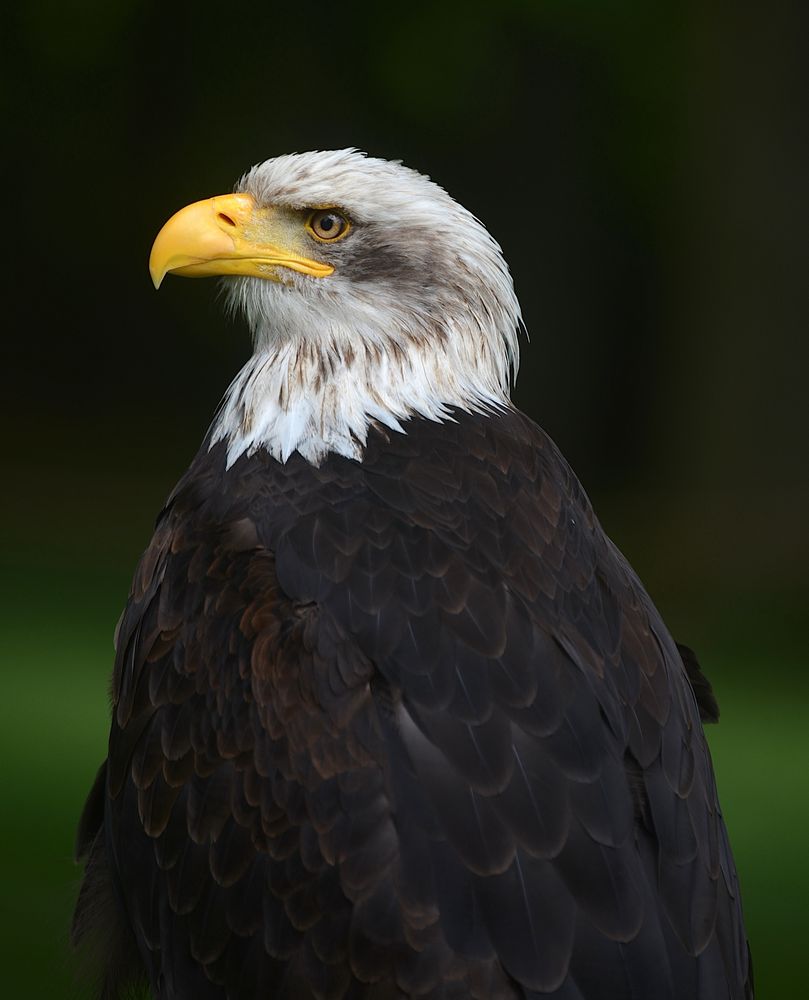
[2,0,807,996]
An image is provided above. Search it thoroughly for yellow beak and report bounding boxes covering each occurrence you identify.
[148,192,334,289]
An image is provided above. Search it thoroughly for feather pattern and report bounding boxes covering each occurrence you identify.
[74,409,753,999]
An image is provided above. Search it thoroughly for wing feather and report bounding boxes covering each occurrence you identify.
[74,408,752,998]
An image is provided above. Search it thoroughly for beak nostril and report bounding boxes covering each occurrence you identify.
[217,212,236,227]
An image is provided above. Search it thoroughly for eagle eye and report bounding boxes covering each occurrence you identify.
[307,209,351,243]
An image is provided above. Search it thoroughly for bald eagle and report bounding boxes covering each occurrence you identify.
[73,150,753,999]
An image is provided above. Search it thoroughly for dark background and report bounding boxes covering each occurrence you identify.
[1,1,807,996]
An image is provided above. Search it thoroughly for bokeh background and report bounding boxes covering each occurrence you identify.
[2,1,807,996]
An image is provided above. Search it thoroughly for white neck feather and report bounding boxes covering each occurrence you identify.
[209,321,513,468]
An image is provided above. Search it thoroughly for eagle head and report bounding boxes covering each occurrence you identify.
[149,149,522,465]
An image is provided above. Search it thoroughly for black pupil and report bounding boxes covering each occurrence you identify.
[319,214,336,232]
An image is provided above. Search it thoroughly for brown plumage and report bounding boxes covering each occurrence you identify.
[74,410,752,999]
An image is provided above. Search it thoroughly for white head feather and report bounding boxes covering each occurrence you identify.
[210,149,522,466]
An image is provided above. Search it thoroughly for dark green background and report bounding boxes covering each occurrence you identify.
[2,1,807,996]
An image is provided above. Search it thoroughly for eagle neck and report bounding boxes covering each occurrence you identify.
[208,326,510,468]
